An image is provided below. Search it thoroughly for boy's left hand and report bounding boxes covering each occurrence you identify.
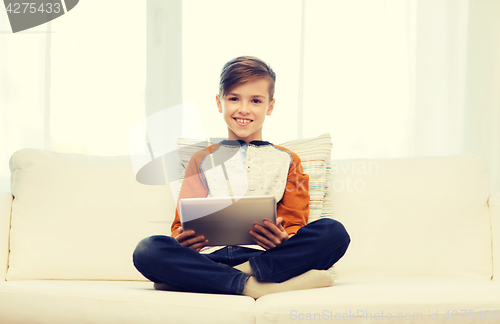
[249,217,291,250]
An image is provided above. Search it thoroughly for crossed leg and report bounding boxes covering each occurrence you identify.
[133,218,350,298]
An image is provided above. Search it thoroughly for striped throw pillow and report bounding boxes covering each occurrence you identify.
[279,133,332,222]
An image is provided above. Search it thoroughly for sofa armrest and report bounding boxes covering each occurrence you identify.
[0,192,13,281]
[489,192,500,281]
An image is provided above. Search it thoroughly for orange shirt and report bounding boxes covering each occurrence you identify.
[171,140,309,238]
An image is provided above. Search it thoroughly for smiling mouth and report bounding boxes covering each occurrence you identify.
[234,118,253,124]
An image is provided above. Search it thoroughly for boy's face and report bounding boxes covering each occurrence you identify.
[216,78,275,144]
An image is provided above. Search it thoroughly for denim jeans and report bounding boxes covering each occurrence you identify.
[133,218,350,295]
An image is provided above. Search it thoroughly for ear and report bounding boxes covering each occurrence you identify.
[216,94,223,113]
[266,98,276,116]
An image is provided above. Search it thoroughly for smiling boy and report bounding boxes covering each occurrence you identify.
[217,77,273,144]
[133,56,350,298]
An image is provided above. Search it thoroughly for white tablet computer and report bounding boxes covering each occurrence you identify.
[179,195,276,246]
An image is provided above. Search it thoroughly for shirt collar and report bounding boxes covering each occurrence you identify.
[220,139,271,146]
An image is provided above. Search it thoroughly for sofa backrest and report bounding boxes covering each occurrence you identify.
[0,192,12,281]
[6,149,493,281]
[489,193,500,281]
[330,154,492,279]
[7,149,175,281]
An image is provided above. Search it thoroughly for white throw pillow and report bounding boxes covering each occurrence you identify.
[7,149,175,280]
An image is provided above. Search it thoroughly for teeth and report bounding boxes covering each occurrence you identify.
[236,119,250,124]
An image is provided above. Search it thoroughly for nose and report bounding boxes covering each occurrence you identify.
[238,101,251,114]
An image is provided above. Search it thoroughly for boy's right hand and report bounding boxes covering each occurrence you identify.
[175,228,209,252]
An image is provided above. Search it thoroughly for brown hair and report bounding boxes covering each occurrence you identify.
[219,56,276,99]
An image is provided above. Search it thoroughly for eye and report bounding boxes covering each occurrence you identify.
[228,97,238,101]
[252,99,262,104]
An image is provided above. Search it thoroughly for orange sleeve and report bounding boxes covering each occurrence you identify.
[170,147,213,237]
[277,150,310,235]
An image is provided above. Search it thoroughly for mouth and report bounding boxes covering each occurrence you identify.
[233,118,253,126]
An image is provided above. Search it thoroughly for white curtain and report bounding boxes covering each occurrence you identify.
[0,9,49,190]
[48,1,146,156]
[1,0,499,193]
[182,0,500,193]
[301,0,477,157]
[0,0,146,190]
[181,0,303,144]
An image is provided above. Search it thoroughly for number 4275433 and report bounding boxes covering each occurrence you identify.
[443,310,499,321]
[5,2,62,14]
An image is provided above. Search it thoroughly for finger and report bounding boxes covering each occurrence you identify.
[183,235,205,247]
[250,233,271,250]
[177,229,193,238]
[276,217,283,227]
[270,221,288,243]
[179,235,205,247]
[250,229,276,249]
[249,229,270,247]
[192,240,209,251]
[278,224,288,237]
[276,218,285,231]
[259,221,289,245]
[262,220,286,238]
[189,240,208,251]
[254,223,281,245]
[253,223,276,242]
[175,232,190,243]
[175,230,195,243]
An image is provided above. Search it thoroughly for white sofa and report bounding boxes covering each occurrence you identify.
[1,149,500,324]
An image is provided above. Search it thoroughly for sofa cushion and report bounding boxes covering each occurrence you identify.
[330,154,492,278]
[7,149,175,280]
[256,276,500,324]
[0,280,255,324]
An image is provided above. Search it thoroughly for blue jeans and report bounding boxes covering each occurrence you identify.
[133,218,350,295]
